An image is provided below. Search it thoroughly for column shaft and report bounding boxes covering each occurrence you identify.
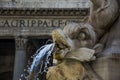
[13,37,27,80]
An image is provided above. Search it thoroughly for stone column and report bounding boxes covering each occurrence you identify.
[13,37,28,80]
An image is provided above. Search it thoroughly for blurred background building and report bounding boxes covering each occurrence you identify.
[0,0,90,80]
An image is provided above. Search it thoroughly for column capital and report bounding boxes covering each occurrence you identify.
[15,37,28,50]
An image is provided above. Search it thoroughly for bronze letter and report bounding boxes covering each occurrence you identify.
[11,20,18,27]
[38,20,43,27]
[19,20,26,27]
[31,20,36,27]
[3,20,10,27]
[43,20,48,27]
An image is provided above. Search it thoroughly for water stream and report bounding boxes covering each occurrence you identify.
[27,43,55,80]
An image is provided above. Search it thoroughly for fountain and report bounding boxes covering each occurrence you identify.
[27,23,96,80]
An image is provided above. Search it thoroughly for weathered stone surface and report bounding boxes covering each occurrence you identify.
[91,57,120,80]
[0,0,91,9]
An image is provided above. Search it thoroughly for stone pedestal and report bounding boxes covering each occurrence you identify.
[13,37,28,80]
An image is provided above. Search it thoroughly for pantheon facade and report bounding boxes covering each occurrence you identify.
[0,0,90,80]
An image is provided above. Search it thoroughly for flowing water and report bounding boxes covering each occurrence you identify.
[20,43,55,80]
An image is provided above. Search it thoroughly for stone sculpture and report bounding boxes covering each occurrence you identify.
[46,0,120,80]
